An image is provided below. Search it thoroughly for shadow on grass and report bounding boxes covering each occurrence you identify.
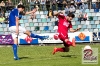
[61,55,77,58]
[19,57,33,59]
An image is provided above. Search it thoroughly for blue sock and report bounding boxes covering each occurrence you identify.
[12,44,18,58]
[30,33,43,39]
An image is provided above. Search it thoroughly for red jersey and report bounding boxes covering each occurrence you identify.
[57,14,72,34]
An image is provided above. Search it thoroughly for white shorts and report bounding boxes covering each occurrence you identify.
[9,26,26,39]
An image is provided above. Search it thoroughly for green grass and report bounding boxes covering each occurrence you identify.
[0,44,100,66]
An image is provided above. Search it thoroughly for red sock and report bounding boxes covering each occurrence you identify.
[56,48,64,52]
[66,41,72,46]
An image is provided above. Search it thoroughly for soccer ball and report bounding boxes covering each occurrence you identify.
[54,34,59,40]
[84,45,92,50]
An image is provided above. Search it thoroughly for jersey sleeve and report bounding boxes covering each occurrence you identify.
[69,23,72,28]
[58,14,65,19]
[14,9,19,17]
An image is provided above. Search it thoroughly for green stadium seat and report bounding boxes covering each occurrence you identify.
[89,16,93,21]
[20,20,24,23]
[41,18,46,22]
[29,23,34,27]
[35,26,40,31]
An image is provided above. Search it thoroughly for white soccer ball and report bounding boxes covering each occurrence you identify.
[84,45,92,50]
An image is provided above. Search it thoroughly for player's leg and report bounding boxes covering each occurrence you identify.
[9,26,19,60]
[58,33,75,47]
[52,41,69,55]
[19,26,49,40]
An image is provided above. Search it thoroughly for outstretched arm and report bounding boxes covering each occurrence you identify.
[54,11,63,16]
[25,8,37,15]
[69,28,81,32]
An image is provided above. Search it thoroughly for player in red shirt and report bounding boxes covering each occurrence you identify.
[52,12,81,55]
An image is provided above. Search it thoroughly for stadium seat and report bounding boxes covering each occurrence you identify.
[36,14,41,19]
[88,16,93,21]
[40,11,43,14]
[38,23,42,26]
[24,19,28,23]
[89,29,93,32]
[23,16,27,19]
[94,29,98,32]
[40,26,44,30]
[51,18,56,22]
[97,25,100,28]
[90,21,95,24]
[85,9,90,13]
[47,23,52,26]
[93,16,98,20]
[90,9,94,12]
[98,17,100,20]
[41,18,46,22]
[37,19,41,22]
[91,13,96,16]
[49,26,54,30]
[94,8,99,12]
[29,23,34,27]
[43,11,48,15]
[44,26,49,31]
[30,27,35,30]
[41,15,46,18]
[72,21,75,25]
[36,11,39,14]
[81,21,85,24]
[85,21,90,25]
[82,25,87,28]
[33,19,37,22]
[20,24,25,27]
[0,32,4,34]
[74,17,78,21]
[87,25,91,28]
[96,13,100,16]
[2,24,7,28]
[4,28,8,31]
[35,26,40,31]
[87,13,91,16]
[84,29,89,32]
[75,21,80,25]
[29,19,33,22]
[73,25,78,29]
[43,23,48,26]
[20,20,24,23]
[25,23,29,27]
[95,21,99,24]
[26,27,31,30]
[47,18,51,22]
[76,10,80,13]
[91,25,97,28]
[34,23,38,26]
[0,28,3,31]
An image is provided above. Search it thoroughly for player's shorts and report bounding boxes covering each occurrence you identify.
[58,32,68,41]
[9,26,26,39]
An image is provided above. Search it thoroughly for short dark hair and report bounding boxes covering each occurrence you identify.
[17,5,25,9]
[67,13,75,18]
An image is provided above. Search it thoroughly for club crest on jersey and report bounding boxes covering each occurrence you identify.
[63,21,69,27]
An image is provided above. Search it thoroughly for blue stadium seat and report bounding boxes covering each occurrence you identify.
[89,29,93,32]
[85,9,90,13]
[2,24,7,28]
[75,21,80,25]
[94,8,99,12]
[49,26,54,30]
[93,16,98,20]
[44,26,49,31]
[43,11,48,15]
[90,21,95,24]
[29,23,34,27]
[91,25,97,28]
[37,19,41,22]
[82,25,87,28]
[74,17,78,21]
[87,13,91,16]
[97,25,100,28]
[73,25,78,29]
[36,14,41,19]
[20,24,25,27]
[47,18,51,22]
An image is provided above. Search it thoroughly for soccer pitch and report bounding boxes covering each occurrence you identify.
[0,44,100,66]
